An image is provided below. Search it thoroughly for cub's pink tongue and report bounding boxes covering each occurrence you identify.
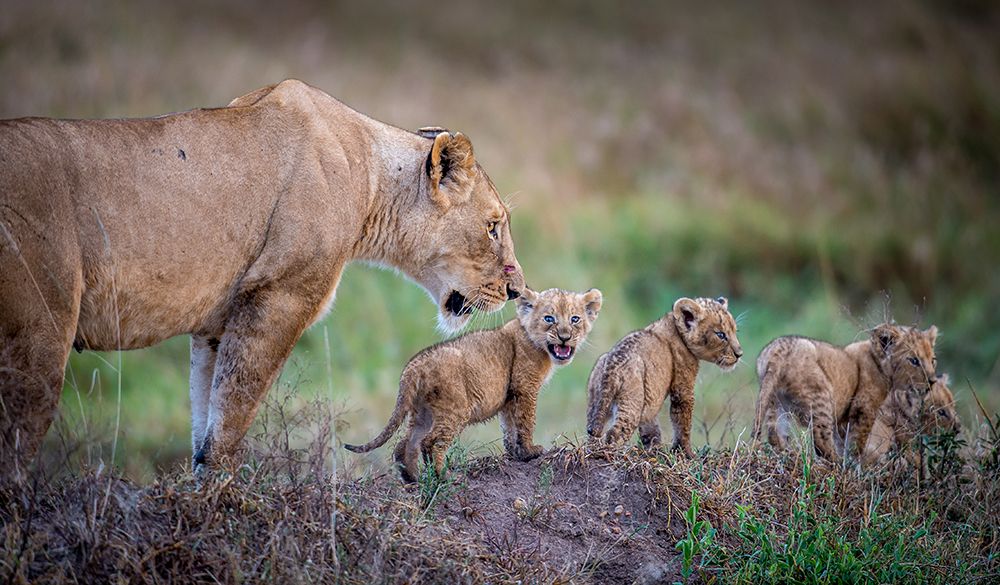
[554,345,572,359]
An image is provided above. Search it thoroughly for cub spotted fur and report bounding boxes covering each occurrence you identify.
[586,297,742,456]
[864,373,961,466]
[754,323,939,462]
[346,287,602,482]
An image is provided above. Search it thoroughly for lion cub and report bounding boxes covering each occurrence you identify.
[864,373,961,466]
[754,323,939,462]
[586,297,743,456]
[346,287,602,482]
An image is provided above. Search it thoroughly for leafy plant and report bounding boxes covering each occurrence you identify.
[675,491,716,583]
[419,443,468,514]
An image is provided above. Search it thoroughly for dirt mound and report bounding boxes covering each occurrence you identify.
[3,436,996,584]
[436,448,689,583]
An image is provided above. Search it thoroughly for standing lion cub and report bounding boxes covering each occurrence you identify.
[864,373,961,467]
[346,287,602,482]
[754,323,939,462]
[586,297,743,456]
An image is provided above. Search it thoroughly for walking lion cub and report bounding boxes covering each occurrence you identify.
[754,323,939,462]
[346,287,602,482]
[586,297,743,456]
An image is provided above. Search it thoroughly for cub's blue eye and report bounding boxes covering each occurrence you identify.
[908,357,920,367]
[715,331,727,341]
[544,315,555,324]
[571,315,581,324]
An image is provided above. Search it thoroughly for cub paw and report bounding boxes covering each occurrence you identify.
[517,444,545,461]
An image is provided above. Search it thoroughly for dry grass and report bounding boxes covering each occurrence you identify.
[4,387,998,584]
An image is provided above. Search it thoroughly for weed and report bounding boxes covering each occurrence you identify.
[674,492,715,583]
[418,443,468,514]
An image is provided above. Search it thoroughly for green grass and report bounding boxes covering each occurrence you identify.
[704,454,976,584]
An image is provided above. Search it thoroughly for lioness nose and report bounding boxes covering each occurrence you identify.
[506,284,520,300]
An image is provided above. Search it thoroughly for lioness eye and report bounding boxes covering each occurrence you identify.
[487,221,498,239]
[544,315,555,324]
[571,315,581,324]
[715,331,727,341]
[908,357,920,367]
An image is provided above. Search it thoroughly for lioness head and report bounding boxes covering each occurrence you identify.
[413,130,525,331]
[673,297,743,370]
[516,287,603,364]
[871,323,939,396]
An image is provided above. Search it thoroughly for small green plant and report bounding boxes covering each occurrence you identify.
[418,443,468,514]
[517,461,556,523]
[537,461,553,495]
[675,492,716,583]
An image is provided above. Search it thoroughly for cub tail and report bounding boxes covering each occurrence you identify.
[345,372,418,453]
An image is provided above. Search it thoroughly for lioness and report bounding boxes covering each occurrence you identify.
[345,287,602,482]
[864,373,961,467]
[0,80,525,479]
[586,297,743,456]
[753,323,939,462]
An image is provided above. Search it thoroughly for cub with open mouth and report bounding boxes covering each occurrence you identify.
[346,287,602,482]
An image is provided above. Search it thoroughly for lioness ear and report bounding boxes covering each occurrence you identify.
[924,325,938,346]
[673,298,702,332]
[872,323,900,356]
[517,288,538,315]
[426,131,476,208]
[582,288,603,322]
[937,372,950,387]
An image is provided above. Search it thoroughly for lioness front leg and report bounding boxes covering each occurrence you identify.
[189,335,218,458]
[195,289,315,469]
[503,395,543,461]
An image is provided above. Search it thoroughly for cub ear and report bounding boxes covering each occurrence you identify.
[937,372,950,387]
[716,296,728,309]
[582,288,603,321]
[872,323,900,356]
[673,297,703,332]
[426,131,476,208]
[924,325,938,346]
[516,288,538,314]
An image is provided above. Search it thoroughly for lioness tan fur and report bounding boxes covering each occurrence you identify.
[753,323,939,462]
[864,373,961,466]
[586,297,743,457]
[345,287,602,482]
[0,80,527,480]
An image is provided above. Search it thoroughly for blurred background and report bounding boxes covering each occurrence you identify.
[3,0,998,480]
